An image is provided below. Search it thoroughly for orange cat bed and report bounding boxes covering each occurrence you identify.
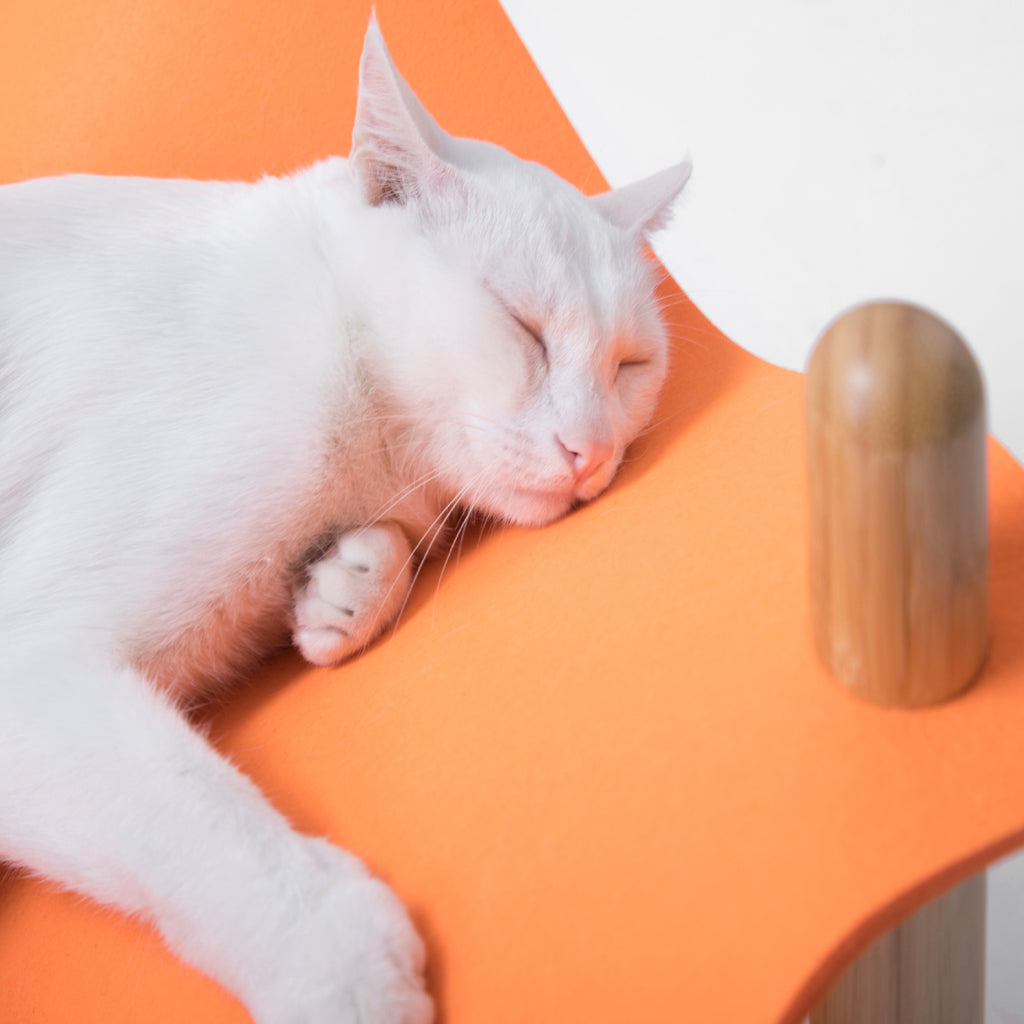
[3,1,1024,1022]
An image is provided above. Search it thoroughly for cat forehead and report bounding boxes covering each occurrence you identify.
[480,199,652,328]
[446,137,614,239]
[450,160,646,289]
[413,137,661,339]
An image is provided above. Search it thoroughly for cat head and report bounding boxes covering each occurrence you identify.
[351,15,689,527]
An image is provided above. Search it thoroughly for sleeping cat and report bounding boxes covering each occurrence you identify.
[0,15,689,1024]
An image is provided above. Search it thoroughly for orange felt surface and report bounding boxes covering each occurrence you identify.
[3,2,1024,1023]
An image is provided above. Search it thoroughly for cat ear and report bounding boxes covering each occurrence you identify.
[350,13,453,206]
[590,160,692,238]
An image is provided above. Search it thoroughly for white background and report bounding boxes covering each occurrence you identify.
[498,0,1024,1017]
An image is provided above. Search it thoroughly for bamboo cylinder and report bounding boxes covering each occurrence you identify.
[806,301,989,708]
[810,874,986,1024]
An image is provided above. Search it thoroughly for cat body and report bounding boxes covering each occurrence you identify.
[1,164,451,691]
[0,17,688,1024]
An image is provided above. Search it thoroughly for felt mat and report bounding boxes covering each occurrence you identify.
[3,1,1024,1022]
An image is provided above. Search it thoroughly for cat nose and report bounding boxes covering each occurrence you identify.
[558,434,615,485]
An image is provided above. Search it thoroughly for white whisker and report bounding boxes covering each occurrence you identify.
[362,467,447,529]
[378,464,490,651]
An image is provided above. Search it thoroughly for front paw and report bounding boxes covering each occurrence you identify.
[248,840,433,1024]
[293,523,413,666]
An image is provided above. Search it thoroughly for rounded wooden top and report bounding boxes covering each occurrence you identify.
[806,301,985,450]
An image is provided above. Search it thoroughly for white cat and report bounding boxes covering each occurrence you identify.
[0,16,689,1024]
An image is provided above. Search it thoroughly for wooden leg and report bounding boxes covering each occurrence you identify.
[810,873,986,1024]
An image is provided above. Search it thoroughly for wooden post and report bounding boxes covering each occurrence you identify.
[806,300,988,708]
[810,874,986,1024]
[806,301,989,1022]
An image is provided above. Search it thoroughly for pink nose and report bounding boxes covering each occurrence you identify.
[559,435,615,485]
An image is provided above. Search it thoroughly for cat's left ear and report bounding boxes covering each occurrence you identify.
[350,13,454,206]
[590,160,692,239]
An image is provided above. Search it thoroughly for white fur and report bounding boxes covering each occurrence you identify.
[0,16,688,1024]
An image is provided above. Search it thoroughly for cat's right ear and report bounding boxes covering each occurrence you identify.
[350,13,453,206]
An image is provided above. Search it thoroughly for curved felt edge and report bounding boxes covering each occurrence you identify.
[3,2,1024,1023]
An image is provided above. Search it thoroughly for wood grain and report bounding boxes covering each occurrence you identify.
[806,301,988,707]
[810,874,986,1024]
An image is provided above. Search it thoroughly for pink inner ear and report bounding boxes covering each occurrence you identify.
[590,160,692,237]
[350,15,453,206]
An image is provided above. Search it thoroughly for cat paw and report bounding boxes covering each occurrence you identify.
[247,840,433,1024]
[293,522,413,666]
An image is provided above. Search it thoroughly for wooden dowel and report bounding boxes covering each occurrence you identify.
[806,302,989,1021]
[806,301,989,708]
[810,874,987,1024]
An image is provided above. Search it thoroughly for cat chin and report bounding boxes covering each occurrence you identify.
[486,485,578,528]
[476,466,626,527]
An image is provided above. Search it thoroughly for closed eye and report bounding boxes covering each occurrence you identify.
[615,356,652,382]
[484,283,549,366]
[511,312,549,365]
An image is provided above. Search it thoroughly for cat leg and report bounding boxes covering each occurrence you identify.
[0,645,432,1024]
[293,522,413,666]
